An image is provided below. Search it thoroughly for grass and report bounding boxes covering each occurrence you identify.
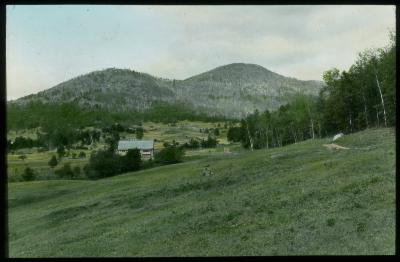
[7,128,395,256]
[7,121,229,182]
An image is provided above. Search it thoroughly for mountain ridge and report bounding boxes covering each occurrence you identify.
[9,63,325,118]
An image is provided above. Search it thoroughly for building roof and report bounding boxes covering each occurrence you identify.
[118,140,154,150]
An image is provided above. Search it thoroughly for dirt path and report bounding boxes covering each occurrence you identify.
[323,143,350,150]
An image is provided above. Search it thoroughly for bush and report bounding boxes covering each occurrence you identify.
[155,145,184,164]
[55,163,74,179]
[57,145,66,160]
[142,158,155,169]
[183,138,200,149]
[73,166,81,177]
[123,149,142,172]
[136,127,144,139]
[227,127,242,142]
[78,151,86,158]
[21,167,36,181]
[48,155,58,168]
[84,150,121,179]
[201,135,218,148]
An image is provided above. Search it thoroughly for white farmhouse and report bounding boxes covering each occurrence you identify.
[117,140,154,159]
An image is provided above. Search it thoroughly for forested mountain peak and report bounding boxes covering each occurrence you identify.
[10,63,324,118]
[184,63,279,82]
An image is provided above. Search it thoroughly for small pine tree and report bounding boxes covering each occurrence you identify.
[22,167,36,181]
[48,155,58,169]
[136,127,144,139]
[57,145,65,160]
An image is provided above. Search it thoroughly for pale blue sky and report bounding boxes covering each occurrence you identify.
[6,5,395,100]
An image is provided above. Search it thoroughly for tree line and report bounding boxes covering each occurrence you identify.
[7,101,232,132]
[228,32,395,150]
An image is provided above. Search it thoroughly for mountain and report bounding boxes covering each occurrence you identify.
[11,68,177,112]
[9,63,325,118]
[176,63,323,117]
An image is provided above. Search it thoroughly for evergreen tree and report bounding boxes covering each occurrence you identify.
[124,149,142,172]
[22,167,36,181]
[48,155,58,169]
[136,127,144,139]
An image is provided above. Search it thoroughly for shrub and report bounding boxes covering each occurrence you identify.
[155,145,184,164]
[201,135,218,148]
[136,127,144,139]
[123,149,142,172]
[184,138,200,149]
[48,155,58,168]
[22,167,36,181]
[55,163,75,179]
[326,218,336,227]
[78,151,86,158]
[227,127,242,142]
[73,166,81,177]
[84,150,124,179]
[57,145,65,160]
[143,158,155,169]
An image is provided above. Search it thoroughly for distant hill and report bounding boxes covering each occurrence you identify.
[176,63,323,117]
[9,63,324,118]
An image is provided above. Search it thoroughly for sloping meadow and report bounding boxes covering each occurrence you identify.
[7,128,395,256]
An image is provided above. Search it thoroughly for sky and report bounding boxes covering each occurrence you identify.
[6,5,396,100]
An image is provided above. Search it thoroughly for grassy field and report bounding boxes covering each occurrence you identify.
[7,128,395,256]
[7,121,230,182]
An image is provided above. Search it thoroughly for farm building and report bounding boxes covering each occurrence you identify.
[117,140,154,159]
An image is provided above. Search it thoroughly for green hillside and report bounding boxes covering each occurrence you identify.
[7,128,395,257]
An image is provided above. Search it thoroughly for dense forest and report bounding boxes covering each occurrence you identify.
[229,32,395,150]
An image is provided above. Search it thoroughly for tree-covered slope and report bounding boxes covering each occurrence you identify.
[11,68,177,112]
[8,64,324,119]
[177,63,323,117]
[8,128,395,256]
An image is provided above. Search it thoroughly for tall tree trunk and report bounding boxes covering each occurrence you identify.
[306,105,315,140]
[310,119,315,139]
[362,92,369,128]
[245,119,254,151]
[290,125,297,143]
[274,128,281,147]
[349,112,353,133]
[318,121,322,138]
[266,127,269,149]
[376,107,380,127]
[375,73,388,127]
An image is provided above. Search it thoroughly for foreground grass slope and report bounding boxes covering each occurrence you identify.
[8,128,395,256]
